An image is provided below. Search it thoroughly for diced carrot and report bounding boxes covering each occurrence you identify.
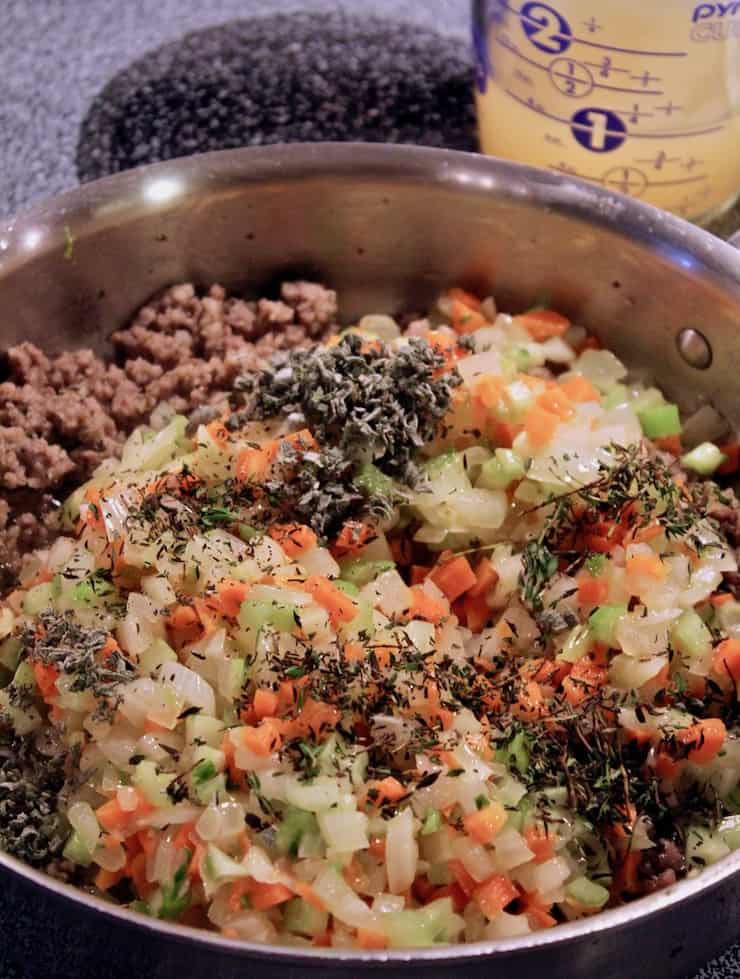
[356,928,388,950]
[468,557,499,599]
[410,565,431,586]
[430,555,477,603]
[625,553,666,580]
[562,658,608,706]
[188,842,206,881]
[332,520,377,558]
[32,662,59,702]
[710,593,733,607]
[526,903,558,929]
[447,287,482,311]
[282,428,318,454]
[450,299,487,335]
[368,837,386,860]
[524,406,559,448]
[407,586,448,625]
[712,637,740,683]
[228,879,252,913]
[302,575,357,627]
[205,418,229,449]
[235,441,278,484]
[537,387,574,421]
[96,791,151,832]
[653,434,682,456]
[192,597,218,636]
[473,874,519,920]
[611,851,641,899]
[448,859,478,898]
[248,880,294,911]
[366,776,407,807]
[463,593,491,634]
[654,750,681,780]
[312,930,333,947]
[559,375,600,403]
[166,603,203,647]
[129,851,154,899]
[253,688,279,720]
[343,641,366,665]
[516,309,570,342]
[269,522,318,557]
[463,800,507,844]
[524,826,556,864]
[241,718,284,757]
[95,867,125,891]
[577,575,609,606]
[136,829,158,857]
[474,375,507,412]
[676,717,726,765]
[717,441,740,475]
[516,679,548,720]
[214,579,250,618]
[288,697,341,741]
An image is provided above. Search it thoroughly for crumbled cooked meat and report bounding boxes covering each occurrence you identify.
[706,487,740,548]
[0,280,339,584]
[639,837,686,895]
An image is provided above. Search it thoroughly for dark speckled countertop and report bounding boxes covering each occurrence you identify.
[0,2,738,977]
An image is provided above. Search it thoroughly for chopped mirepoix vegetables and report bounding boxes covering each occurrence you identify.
[0,285,738,950]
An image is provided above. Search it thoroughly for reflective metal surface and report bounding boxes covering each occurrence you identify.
[0,144,739,979]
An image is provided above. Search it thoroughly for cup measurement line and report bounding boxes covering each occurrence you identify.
[493,35,665,96]
[500,0,688,57]
[504,88,728,139]
[550,166,708,188]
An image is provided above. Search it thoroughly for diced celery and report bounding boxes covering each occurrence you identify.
[602,383,629,410]
[139,638,178,675]
[333,579,360,597]
[588,604,627,646]
[71,574,116,606]
[132,760,174,807]
[13,659,37,693]
[195,773,226,805]
[22,582,55,616]
[0,637,22,672]
[504,731,530,775]
[283,896,329,937]
[631,387,664,415]
[719,815,740,851]
[338,559,395,588]
[476,449,526,491]
[221,658,246,700]
[585,553,607,577]
[355,462,394,498]
[681,442,726,476]
[0,688,42,734]
[637,402,681,439]
[557,624,592,663]
[686,825,730,867]
[338,600,375,640]
[63,829,94,867]
[238,600,297,634]
[204,844,250,883]
[185,714,224,747]
[383,898,462,948]
[421,809,442,835]
[237,523,259,542]
[423,450,460,480]
[670,609,712,661]
[276,807,319,857]
[565,876,610,908]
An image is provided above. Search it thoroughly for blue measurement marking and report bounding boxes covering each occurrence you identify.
[571,107,626,151]
[520,2,572,54]
[493,35,665,96]
[504,88,727,139]
[502,0,688,56]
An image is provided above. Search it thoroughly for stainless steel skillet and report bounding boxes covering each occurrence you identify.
[0,143,738,979]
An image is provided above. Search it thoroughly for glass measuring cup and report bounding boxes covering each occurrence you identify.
[472,0,740,223]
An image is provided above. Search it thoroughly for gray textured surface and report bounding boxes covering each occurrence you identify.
[0,1,737,976]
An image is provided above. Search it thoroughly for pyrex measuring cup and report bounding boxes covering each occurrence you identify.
[472,0,740,222]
